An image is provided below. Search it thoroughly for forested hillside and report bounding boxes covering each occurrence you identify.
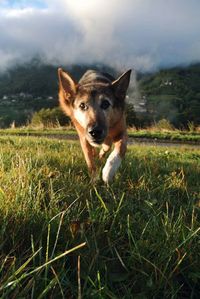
[0,60,115,127]
[0,59,200,128]
[139,64,200,127]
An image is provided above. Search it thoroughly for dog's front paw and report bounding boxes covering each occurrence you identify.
[102,152,121,184]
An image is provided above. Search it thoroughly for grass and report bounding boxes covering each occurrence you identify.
[0,135,200,298]
[1,126,200,143]
[0,126,76,136]
[128,129,200,143]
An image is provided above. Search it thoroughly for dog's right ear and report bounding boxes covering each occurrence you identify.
[58,68,76,101]
[112,69,131,100]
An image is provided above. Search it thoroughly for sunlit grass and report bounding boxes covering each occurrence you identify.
[1,126,200,143]
[0,135,200,298]
[128,128,200,143]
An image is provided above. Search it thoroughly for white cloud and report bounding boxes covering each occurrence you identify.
[0,0,200,72]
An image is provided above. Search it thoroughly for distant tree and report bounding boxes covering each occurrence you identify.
[31,107,69,127]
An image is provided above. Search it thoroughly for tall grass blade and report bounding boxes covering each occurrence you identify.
[2,242,86,290]
[94,187,108,212]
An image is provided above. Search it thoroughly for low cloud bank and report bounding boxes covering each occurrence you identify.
[0,0,200,72]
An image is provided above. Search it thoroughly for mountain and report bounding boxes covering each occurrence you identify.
[0,60,116,127]
[0,59,200,128]
[138,63,200,127]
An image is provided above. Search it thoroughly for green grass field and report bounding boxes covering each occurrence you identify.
[128,129,200,143]
[1,127,200,143]
[0,135,200,298]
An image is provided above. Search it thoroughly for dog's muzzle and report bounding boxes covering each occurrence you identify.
[87,125,106,145]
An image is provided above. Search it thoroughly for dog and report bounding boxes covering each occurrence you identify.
[58,68,131,183]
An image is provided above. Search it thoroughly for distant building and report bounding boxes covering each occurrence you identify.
[160,80,173,87]
[133,95,147,113]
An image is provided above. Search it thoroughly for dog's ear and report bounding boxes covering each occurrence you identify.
[58,68,76,101]
[112,69,131,99]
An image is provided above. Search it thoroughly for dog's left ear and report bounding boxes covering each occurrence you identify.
[58,68,77,101]
[112,69,131,99]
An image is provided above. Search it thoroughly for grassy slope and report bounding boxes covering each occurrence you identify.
[0,136,200,298]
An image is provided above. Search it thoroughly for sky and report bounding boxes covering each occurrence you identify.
[0,0,200,72]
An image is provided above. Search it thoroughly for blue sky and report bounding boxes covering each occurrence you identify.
[0,0,200,72]
[1,0,47,9]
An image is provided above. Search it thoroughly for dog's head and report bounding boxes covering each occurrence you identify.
[58,69,131,146]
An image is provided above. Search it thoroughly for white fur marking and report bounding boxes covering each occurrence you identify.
[102,151,122,183]
[90,142,101,147]
[74,109,88,128]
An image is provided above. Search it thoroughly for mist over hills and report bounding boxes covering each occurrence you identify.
[0,59,200,128]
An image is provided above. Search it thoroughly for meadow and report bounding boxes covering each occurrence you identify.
[1,126,200,144]
[0,135,200,298]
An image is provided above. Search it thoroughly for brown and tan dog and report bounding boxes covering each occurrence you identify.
[58,68,131,183]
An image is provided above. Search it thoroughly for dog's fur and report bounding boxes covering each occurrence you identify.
[58,68,131,183]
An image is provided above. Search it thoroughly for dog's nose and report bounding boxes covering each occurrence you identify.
[88,126,103,139]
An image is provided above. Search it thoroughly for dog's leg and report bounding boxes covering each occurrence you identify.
[79,137,96,174]
[102,134,127,183]
[99,137,112,159]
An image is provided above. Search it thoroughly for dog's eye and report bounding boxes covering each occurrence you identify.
[79,103,88,110]
[101,100,110,110]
